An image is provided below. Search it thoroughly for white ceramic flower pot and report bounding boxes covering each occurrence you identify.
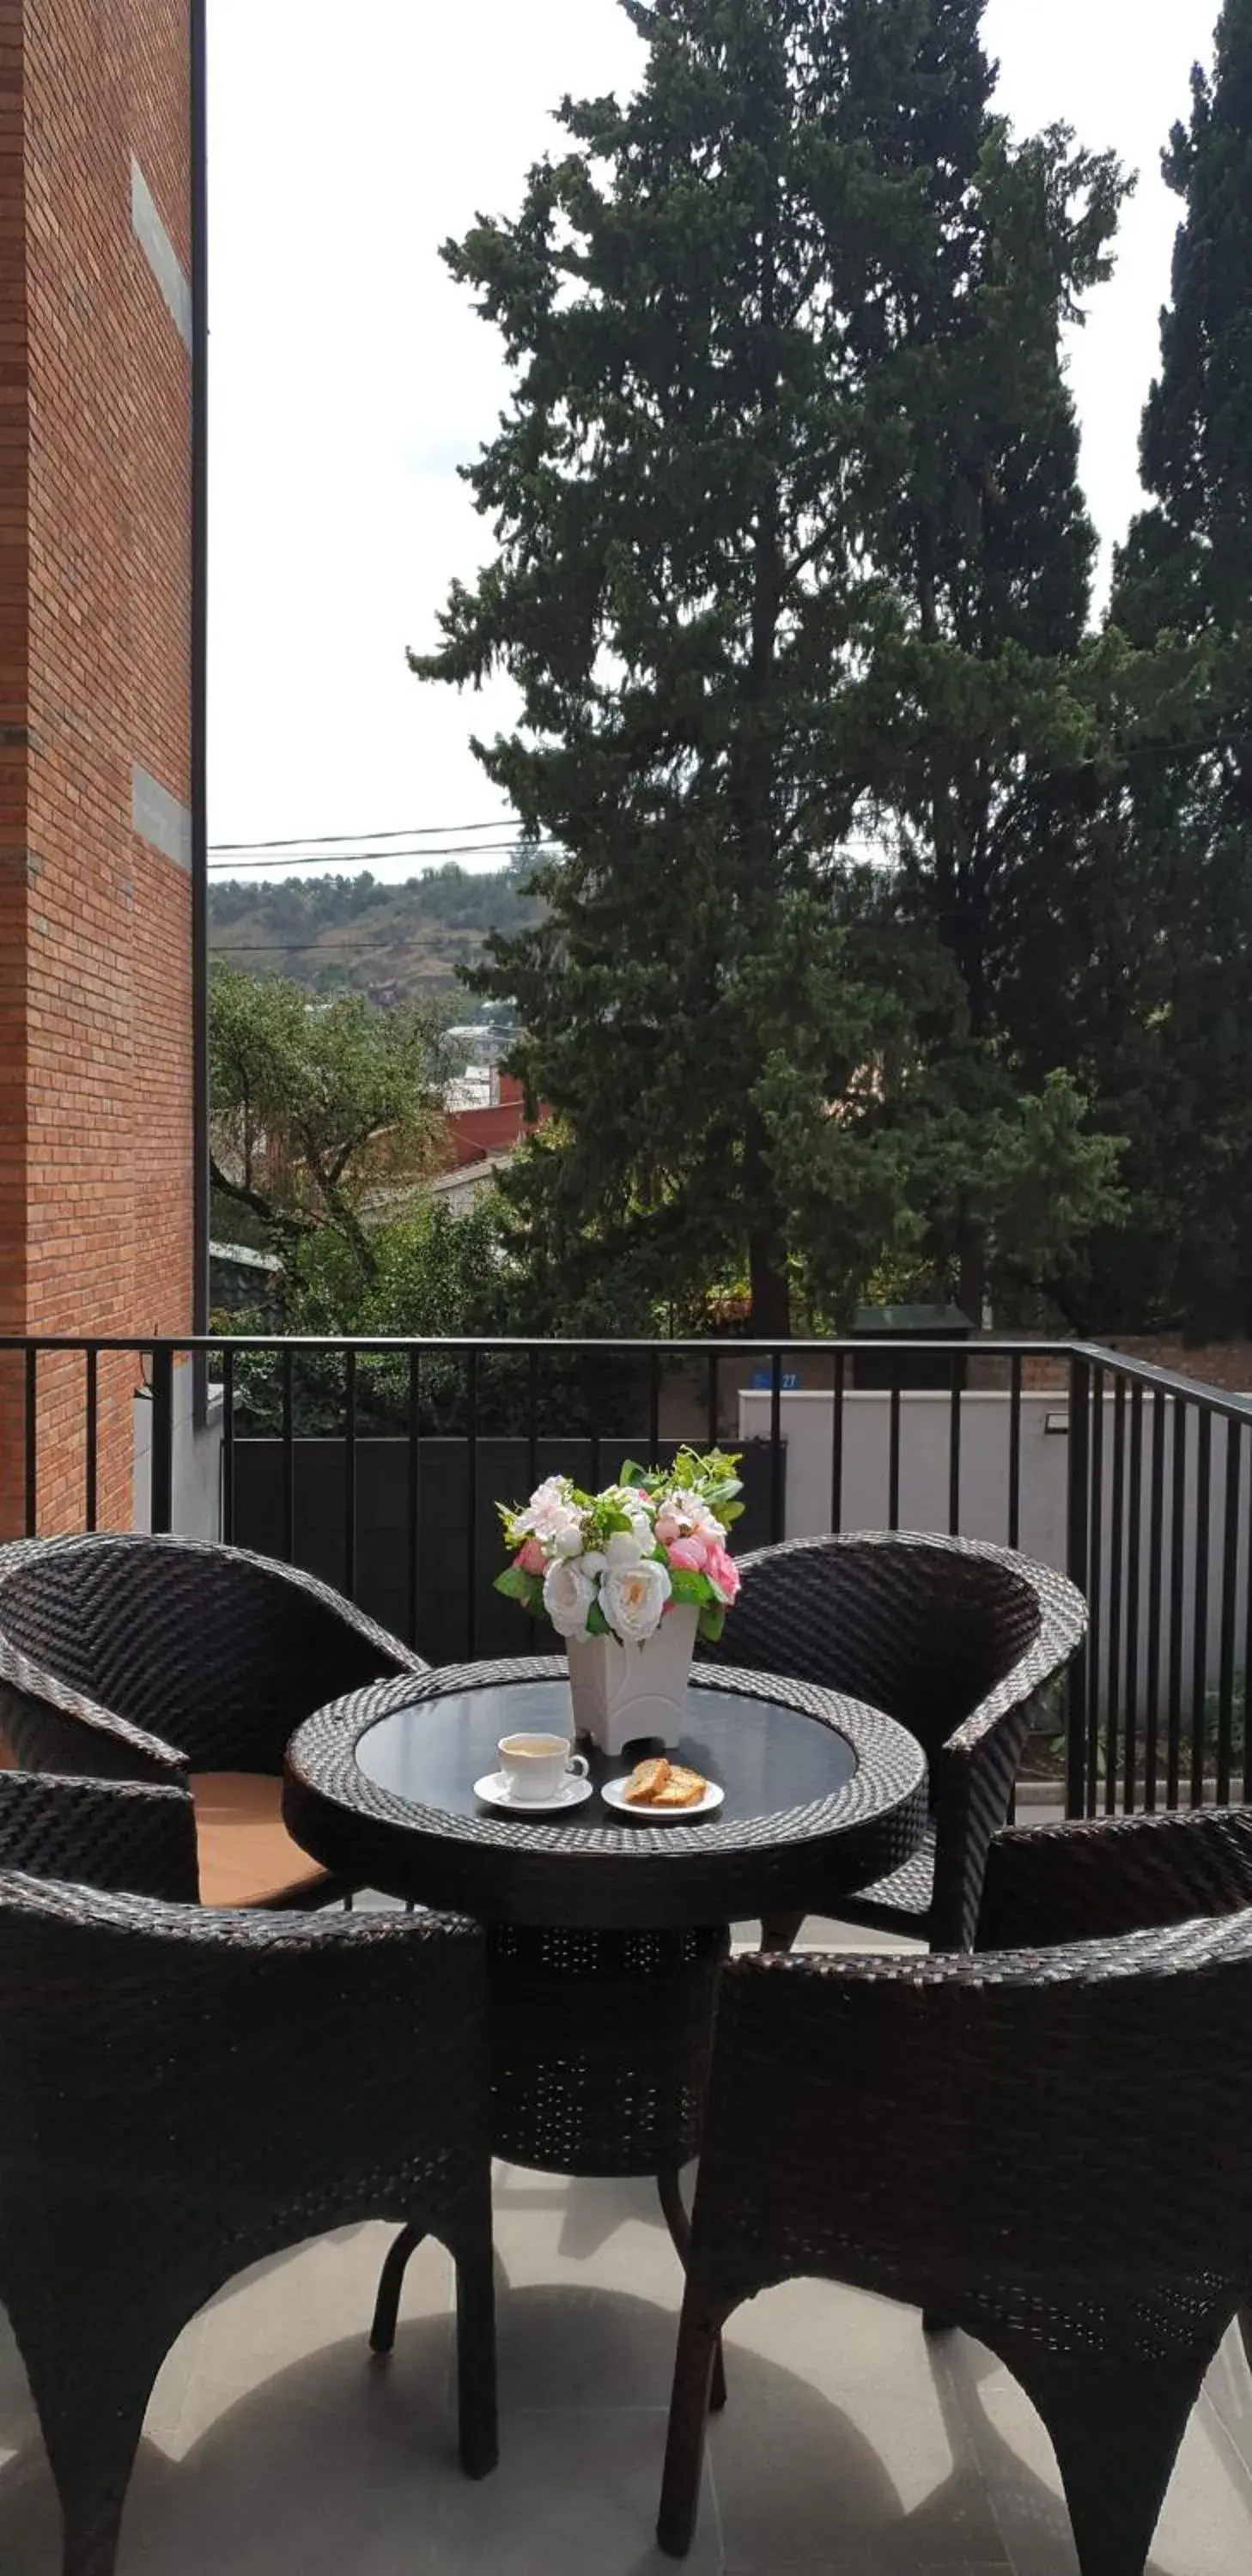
[566,1604,699,1758]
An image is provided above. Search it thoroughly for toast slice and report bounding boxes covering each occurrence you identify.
[624,1757,672,1805]
[652,1765,708,1808]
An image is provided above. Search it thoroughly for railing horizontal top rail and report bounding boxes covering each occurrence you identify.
[1,1333,1250,1421]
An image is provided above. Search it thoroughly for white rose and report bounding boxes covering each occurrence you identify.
[544,1557,598,1638]
[553,1524,585,1558]
[518,1476,579,1542]
[582,1549,607,1576]
[600,1558,672,1644]
[605,1529,645,1569]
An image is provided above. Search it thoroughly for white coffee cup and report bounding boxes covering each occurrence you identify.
[498,1733,590,1803]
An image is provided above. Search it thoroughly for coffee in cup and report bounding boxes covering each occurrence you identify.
[498,1733,590,1803]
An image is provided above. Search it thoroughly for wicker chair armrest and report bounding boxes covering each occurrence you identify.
[232,1548,428,1679]
[0,1635,185,1780]
[929,1681,1064,1948]
[978,1806,1252,1952]
[0,1772,199,1903]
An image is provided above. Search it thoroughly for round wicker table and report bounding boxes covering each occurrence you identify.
[285,1656,926,2163]
[285,1657,927,2397]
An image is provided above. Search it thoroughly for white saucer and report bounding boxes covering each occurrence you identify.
[601,1777,725,1822]
[473,1771,594,1817]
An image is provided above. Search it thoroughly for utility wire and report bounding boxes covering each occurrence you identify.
[209,817,526,854]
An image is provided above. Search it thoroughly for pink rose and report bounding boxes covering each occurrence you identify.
[706,1544,741,1604]
[667,1535,709,1573]
[516,1537,547,1577]
[655,1511,681,1547]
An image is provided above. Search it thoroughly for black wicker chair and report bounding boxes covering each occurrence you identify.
[699,1531,1086,1950]
[0,1769,497,2576]
[656,1821,1252,2570]
[0,1534,426,1906]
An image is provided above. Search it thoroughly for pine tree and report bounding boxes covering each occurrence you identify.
[418,0,1124,1330]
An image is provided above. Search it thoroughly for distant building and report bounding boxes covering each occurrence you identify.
[210,1242,283,1321]
[441,1071,544,1171]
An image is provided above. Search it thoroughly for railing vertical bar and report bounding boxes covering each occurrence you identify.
[1144,1390,1165,1813]
[1007,1352,1022,1550]
[1086,1366,1105,1817]
[888,1375,902,1534]
[1167,1399,1188,1810]
[23,1346,37,1536]
[1103,1376,1125,1817]
[1217,1419,1241,1807]
[648,1349,661,1469]
[830,1350,845,1534]
[1244,1417,1252,1804]
[947,1354,961,1536]
[343,1349,358,1603]
[1123,1387,1144,1814]
[465,1346,479,1657]
[149,1346,174,1534]
[527,1347,540,1496]
[1066,1355,1091,1820]
[1191,1406,1212,1807]
[707,1352,720,1455]
[220,1346,234,1543]
[84,1346,99,1534]
[282,1347,295,1564]
[769,1352,784,1543]
[407,1349,422,1649]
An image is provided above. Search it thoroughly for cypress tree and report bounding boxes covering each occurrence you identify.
[418,0,1125,1329]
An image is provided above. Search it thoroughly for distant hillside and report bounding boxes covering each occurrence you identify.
[208,863,543,1002]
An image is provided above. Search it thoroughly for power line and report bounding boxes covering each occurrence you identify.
[209,817,527,854]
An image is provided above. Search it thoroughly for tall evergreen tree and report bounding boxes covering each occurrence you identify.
[1092,0,1252,1336]
[418,0,1124,1330]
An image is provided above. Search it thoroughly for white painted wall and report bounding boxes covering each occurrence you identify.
[133,1369,224,1543]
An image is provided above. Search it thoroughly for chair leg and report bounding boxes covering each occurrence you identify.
[1028,2360,1206,2576]
[656,2290,724,2559]
[370,2223,426,2355]
[657,2168,726,2411]
[758,1911,804,1956]
[13,2313,167,2576]
[453,2240,498,2481]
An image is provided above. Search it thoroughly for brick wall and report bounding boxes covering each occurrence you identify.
[0,0,193,1534]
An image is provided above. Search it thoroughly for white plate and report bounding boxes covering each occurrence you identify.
[473,1770,594,1817]
[601,1776,725,1823]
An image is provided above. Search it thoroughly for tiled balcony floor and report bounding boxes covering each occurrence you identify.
[1,1918,1250,2573]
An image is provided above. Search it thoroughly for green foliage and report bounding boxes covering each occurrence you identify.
[209,963,448,1293]
[419,0,1127,1334]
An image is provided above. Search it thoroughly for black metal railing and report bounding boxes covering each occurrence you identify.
[3,1331,1250,1820]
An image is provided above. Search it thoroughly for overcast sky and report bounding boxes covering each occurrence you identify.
[207,0,1221,873]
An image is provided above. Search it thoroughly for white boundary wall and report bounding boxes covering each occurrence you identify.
[738,1388,1252,1726]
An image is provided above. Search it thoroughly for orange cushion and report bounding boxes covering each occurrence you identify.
[191,1772,331,1910]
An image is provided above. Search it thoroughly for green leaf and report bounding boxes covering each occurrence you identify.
[667,1567,711,1607]
[495,1566,544,1613]
[586,1600,611,1637]
[698,1603,726,1644]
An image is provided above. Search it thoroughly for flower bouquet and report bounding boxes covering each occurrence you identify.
[495,1450,745,1755]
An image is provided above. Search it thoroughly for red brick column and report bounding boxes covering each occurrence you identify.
[0,0,193,1534]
